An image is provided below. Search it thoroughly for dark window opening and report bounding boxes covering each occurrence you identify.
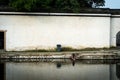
[0,32,4,49]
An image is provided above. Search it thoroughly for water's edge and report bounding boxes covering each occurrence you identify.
[0,51,120,60]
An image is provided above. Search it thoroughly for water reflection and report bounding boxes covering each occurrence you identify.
[0,63,5,80]
[56,62,62,68]
[0,59,120,80]
[72,60,75,66]
[116,63,120,80]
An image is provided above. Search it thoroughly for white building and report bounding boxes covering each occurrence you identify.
[0,9,120,51]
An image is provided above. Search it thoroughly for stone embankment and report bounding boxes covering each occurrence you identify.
[0,50,120,60]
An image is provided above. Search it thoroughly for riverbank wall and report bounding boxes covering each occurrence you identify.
[0,50,120,60]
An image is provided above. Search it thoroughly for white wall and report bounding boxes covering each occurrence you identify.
[110,15,120,47]
[0,13,111,51]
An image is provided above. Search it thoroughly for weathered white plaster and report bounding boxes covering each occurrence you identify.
[0,13,112,51]
[110,16,120,47]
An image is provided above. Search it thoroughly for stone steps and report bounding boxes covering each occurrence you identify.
[0,52,119,60]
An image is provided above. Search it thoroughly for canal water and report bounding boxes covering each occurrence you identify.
[0,59,120,80]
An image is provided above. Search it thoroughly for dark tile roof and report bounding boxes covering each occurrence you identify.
[0,6,120,15]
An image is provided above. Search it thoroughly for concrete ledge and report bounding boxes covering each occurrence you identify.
[0,52,119,60]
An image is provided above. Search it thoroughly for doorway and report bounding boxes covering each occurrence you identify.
[0,32,4,49]
[116,31,120,47]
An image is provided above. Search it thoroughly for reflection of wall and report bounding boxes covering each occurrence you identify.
[6,63,111,80]
[116,63,120,79]
[0,63,5,80]
[109,64,119,80]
